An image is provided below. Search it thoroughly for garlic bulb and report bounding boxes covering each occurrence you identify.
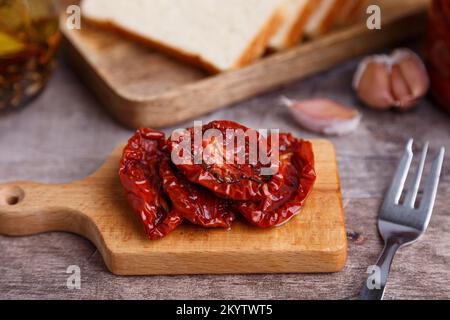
[282,97,361,136]
[353,49,430,110]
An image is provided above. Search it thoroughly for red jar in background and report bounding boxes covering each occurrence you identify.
[425,0,450,113]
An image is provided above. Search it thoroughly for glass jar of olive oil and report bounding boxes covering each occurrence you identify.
[0,0,60,111]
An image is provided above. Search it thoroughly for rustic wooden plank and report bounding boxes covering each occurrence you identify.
[0,53,448,299]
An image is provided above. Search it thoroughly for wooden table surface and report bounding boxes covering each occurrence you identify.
[0,44,449,300]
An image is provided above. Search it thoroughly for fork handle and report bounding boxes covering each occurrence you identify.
[360,239,401,300]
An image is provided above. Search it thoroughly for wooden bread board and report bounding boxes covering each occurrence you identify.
[0,140,347,275]
[60,0,429,129]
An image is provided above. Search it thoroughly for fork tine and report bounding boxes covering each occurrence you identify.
[384,139,414,206]
[418,147,445,229]
[404,142,429,208]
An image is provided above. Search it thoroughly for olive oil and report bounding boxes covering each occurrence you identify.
[0,0,60,111]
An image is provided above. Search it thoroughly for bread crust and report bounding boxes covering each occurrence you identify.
[336,0,367,27]
[233,7,284,69]
[82,6,285,74]
[82,18,222,73]
[307,0,346,39]
[282,0,321,48]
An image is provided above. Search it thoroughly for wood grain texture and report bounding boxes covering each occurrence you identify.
[0,48,449,299]
[0,140,346,275]
[60,0,429,129]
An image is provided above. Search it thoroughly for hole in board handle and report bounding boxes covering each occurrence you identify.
[0,186,25,206]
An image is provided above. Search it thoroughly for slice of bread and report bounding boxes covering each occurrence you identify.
[335,0,367,27]
[81,0,285,73]
[304,0,345,39]
[269,0,318,50]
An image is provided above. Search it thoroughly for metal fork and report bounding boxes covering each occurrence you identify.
[360,139,445,300]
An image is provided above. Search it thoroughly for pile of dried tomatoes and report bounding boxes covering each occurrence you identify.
[119,121,316,240]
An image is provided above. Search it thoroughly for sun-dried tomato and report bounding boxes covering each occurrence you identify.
[237,138,316,228]
[119,129,183,240]
[159,156,236,229]
[119,121,317,240]
[167,121,289,201]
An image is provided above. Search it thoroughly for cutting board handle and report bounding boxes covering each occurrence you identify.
[0,181,93,237]
[0,141,348,275]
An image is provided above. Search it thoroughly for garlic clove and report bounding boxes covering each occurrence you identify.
[282,97,361,136]
[355,61,395,110]
[393,49,430,99]
[353,48,430,111]
[391,65,416,109]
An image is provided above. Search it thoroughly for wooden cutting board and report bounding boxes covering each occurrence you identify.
[0,140,346,275]
[60,0,429,129]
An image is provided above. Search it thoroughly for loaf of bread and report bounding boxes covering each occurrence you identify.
[81,0,285,73]
[269,0,318,50]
